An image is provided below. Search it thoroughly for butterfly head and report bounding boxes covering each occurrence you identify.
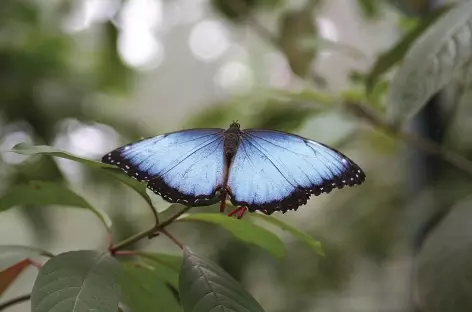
[229,121,240,130]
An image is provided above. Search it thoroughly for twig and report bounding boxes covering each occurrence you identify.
[113,250,138,256]
[154,205,193,229]
[109,205,193,253]
[0,294,31,311]
[160,228,184,250]
[27,259,42,270]
[147,197,160,228]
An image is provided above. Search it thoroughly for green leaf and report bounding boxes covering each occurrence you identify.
[120,262,182,312]
[9,143,112,168]
[7,143,154,209]
[0,181,112,230]
[180,213,285,260]
[366,5,452,93]
[387,1,472,123]
[134,252,182,288]
[250,213,324,255]
[136,252,182,272]
[0,245,53,271]
[31,250,122,312]
[179,247,265,312]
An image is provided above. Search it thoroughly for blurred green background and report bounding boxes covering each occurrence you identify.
[2,0,471,311]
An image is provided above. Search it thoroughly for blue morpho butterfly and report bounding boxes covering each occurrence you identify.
[102,122,366,218]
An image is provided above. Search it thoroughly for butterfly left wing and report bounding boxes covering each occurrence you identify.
[227,129,365,214]
[102,129,226,206]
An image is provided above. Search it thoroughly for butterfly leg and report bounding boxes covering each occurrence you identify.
[219,186,231,213]
[227,207,241,217]
[219,197,226,213]
[236,207,247,219]
[227,207,248,219]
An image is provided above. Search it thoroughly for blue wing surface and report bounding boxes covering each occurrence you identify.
[102,129,226,206]
[227,129,365,213]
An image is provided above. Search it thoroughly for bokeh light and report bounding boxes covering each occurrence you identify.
[118,0,164,70]
[189,20,230,62]
[0,124,33,165]
[316,17,340,58]
[53,120,119,182]
[118,30,164,70]
[214,61,254,94]
[63,0,120,32]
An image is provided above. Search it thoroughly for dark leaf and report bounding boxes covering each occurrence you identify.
[387,1,472,123]
[9,143,111,168]
[179,248,265,312]
[0,181,112,230]
[8,143,154,208]
[366,5,452,93]
[31,250,122,312]
[120,262,182,312]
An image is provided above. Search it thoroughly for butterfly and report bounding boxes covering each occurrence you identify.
[102,122,365,218]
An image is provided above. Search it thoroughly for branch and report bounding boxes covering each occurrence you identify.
[0,294,31,311]
[347,101,472,177]
[109,205,193,253]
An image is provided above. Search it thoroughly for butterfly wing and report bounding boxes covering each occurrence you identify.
[227,129,365,213]
[102,129,226,206]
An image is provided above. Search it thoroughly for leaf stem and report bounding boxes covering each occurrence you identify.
[0,294,31,311]
[109,205,193,253]
[160,228,184,250]
[27,259,42,270]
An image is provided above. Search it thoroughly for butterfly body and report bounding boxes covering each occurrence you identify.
[222,122,242,161]
[102,122,365,217]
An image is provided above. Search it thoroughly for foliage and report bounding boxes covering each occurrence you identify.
[1,144,321,311]
[2,0,472,311]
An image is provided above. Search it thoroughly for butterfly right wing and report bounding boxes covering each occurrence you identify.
[227,129,365,214]
[102,129,226,206]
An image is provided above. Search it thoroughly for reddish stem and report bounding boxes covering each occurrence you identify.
[113,250,138,256]
[160,228,184,250]
[27,259,42,270]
